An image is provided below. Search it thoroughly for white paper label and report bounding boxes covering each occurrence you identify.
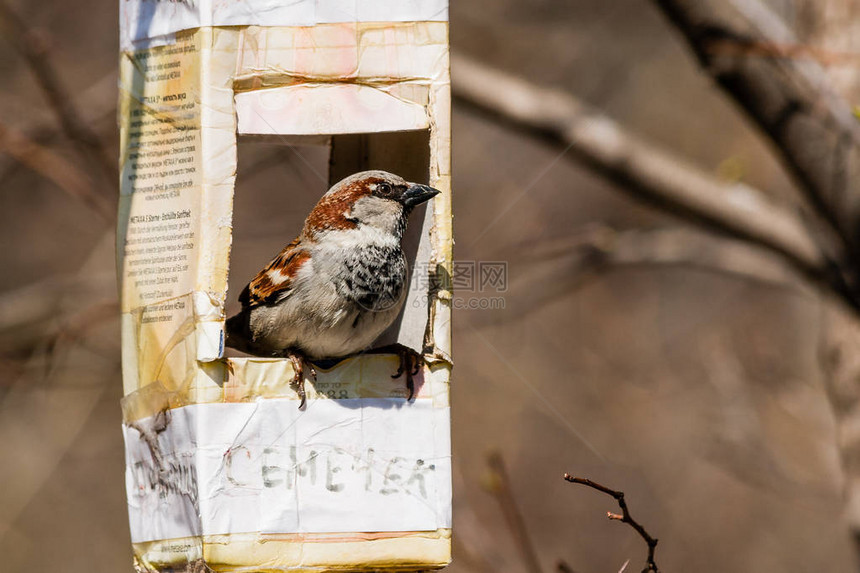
[121,0,449,50]
[123,398,452,543]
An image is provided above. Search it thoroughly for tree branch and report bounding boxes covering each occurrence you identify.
[651,0,860,288]
[0,122,113,221]
[564,474,659,573]
[0,0,118,190]
[449,54,851,308]
[486,225,809,323]
[485,452,544,573]
[524,225,803,288]
[0,272,115,356]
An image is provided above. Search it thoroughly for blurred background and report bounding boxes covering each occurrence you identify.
[2,0,860,571]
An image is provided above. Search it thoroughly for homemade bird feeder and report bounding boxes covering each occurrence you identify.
[117,2,452,571]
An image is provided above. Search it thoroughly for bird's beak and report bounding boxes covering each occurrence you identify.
[402,183,441,208]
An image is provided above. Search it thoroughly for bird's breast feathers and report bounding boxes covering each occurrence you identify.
[236,226,407,357]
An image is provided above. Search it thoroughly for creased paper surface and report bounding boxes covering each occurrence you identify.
[121,0,449,50]
[125,399,452,543]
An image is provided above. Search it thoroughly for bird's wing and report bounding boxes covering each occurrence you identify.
[239,237,311,307]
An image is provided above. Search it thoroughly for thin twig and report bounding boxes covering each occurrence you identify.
[42,299,119,375]
[0,122,113,221]
[452,535,496,573]
[481,225,809,324]
[563,474,659,573]
[0,271,115,356]
[704,37,860,66]
[0,0,118,190]
[485,452,544,573]
[522,225,803,288]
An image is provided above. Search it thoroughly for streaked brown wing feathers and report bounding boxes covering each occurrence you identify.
[239,238,311,307]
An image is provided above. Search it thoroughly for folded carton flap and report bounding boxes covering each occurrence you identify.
[236,83,430,135]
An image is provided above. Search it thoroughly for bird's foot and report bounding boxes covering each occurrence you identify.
[369,343,424,401]
[286,350,317,410]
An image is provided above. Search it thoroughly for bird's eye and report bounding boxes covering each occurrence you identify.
[377,182,392,195]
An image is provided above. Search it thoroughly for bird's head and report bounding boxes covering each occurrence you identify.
[303,170,440,240]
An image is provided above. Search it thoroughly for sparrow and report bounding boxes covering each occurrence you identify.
[225,170,440,408]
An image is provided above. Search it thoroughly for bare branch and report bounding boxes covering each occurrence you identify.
[563,474,659,573]
[450,54,839,300]
[703,37,860,66]
[44,299,119,354]
[0,70,117,191]
[485,452,544,573]
[651,0,860,281]
[525,225,802,286]
[0,0,118,189]
[0,122,113,221]
[0,272,115,356]
[818,303,860,536]
[487,225,809,323]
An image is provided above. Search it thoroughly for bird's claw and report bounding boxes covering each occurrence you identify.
[391,345,424,401]
[287,351,316,410]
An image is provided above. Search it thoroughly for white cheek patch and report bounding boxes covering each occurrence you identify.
[350,196,404,234]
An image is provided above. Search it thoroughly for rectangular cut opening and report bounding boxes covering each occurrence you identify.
[232,84,435,354]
